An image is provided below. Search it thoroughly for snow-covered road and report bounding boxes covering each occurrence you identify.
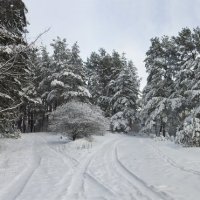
[0,133,200,200]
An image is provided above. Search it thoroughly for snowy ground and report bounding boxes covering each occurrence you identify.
[0,133,200,200]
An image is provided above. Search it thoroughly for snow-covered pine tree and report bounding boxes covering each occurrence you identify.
[171,28,196,103]
[0,0,27,36]
[86,49,112,115]
[173,28,200,146]
[62,42,90,103]
[0,0,31,137]
[109,60,140,132]
[36,46,54,113]
[95,49,114,115]
[39,37,67,111]
[141,36,177,137]
[86,52,101,105]
[43,38,90,111]
[141,27,200,143]
[86,49,124,116]
[20,48,45,133]
[34,46,54,131]
[86,49,140,132]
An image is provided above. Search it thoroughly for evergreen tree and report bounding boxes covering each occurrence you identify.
[174,28,200,146]
[86,49,140,132]
[37,46,54,112]
[110,60,140,132]
[0,0,27,36]
[21,48,44,133]
[86,52,101,104]
[141,36,177,136]
[141,27,200,146]
[86,49,124,116]
[0,0,31,136]
[41,38,90,112]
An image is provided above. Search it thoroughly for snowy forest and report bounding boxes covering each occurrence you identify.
[1,0,200,147]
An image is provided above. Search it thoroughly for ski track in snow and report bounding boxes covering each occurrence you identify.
[0,133,200,200]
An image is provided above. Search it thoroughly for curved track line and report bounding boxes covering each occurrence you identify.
[84,172,116,197]
[0,139,42,200]
[149,143,200,176]
[39,135,77,168]
[114,140,174,200]
[14,157,42,200]
[62,138,119,199]
[41,134,79,166]
[89,138,149,200]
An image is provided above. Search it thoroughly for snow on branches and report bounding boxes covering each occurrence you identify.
[49,101,109,140]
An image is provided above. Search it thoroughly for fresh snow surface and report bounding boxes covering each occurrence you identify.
[0,133,200,200]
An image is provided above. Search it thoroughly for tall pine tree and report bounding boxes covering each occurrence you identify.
[0,0,31,136]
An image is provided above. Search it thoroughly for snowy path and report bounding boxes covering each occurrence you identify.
[0,133,200,200]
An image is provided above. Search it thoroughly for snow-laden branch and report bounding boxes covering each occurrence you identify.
[0,101,23,114]
[0,28,50,71]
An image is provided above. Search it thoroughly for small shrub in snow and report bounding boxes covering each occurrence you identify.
[1,128,21,139]
[153,135,168,142]
[152,132,175,142]
[48,101,108,140]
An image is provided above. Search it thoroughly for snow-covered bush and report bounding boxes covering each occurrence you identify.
[1,128,21,139]
[48,101,109,140]
[110,112,130,133]
[110,111,140,133]
[176,117,200,147]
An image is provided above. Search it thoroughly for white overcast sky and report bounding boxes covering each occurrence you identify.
[24,0,200,89]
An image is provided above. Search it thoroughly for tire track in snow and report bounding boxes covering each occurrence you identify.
[39,135,113,200]
[56,140,79,166]
[14,157,42,200]
[114,140,175,200]
[38,135,77,190]
[149,143,200,177]
[101,139,146,200]
[62,138,119,200]
[86,137,150,200]
[84,173,117,197]
[39,135,78,168]
[149,144,200,176]
[0,158,42,200]
[0,138,42,200]
[85,136,159,200]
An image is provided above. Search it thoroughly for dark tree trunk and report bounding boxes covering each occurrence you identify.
[30,112,34,132]
[159,124,162,137]
[22,117,26,133]
[72,135,76,141]
[163,123,166,137]
[17,117,22,131]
